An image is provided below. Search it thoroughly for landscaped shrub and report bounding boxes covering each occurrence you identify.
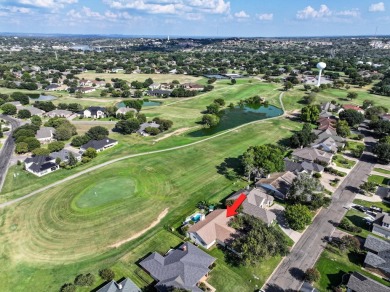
[313,173,322,179]
[60,283,76,292]
[99,268,115,281]
[338,219,362,233]
[304,267,320,283]
[325,167,346,177]
[74,273,95,286]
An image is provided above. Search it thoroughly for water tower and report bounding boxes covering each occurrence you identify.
[316,62,326,87]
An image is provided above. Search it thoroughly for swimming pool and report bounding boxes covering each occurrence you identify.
[192,213,202,222]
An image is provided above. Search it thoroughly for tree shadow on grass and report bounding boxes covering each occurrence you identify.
[216,156,243,180]
[325,270,349,291]
[347,251,365,266]
[345,214,370,231]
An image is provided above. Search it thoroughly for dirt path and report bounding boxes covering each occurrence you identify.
[108,208,169,248]
[154,127,191,142]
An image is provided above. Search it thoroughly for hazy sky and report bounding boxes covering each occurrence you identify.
[0,0,389,37]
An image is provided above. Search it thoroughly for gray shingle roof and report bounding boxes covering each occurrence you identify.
[97,278,141,292]
[81,138,117,151]
[139,242,215,292]
[86,106,106,115]
[284,159,324,174]
[228,188,276,225]
[346,272,389,292]
[365,235,390,253]
[50,149,81,162]
[138,122,160,132]
[24,156,57,173]
[35,127,55,139]
[364,235,390,275]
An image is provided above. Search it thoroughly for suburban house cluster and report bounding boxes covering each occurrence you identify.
[289,102,353,168]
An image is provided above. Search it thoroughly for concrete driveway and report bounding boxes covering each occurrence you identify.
[268,203,303,243]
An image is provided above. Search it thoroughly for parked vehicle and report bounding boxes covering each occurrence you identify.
[353,205,368,212]
[370,206,383,213]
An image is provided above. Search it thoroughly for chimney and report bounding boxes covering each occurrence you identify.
[182,244,187,252]
[117,283,123,290]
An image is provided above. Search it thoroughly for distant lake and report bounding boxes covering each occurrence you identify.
[188,104,283,137]
[117,100,162,108]
[29,95,57,101]
[70,45,91,51]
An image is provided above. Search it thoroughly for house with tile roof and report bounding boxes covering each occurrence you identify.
[317,117,337,131]
[255,171,297,200]
[24,155,59,177]
[139,242,215,292]
[346,272,389,292]
[227,188,276,226]
[363,235,390,278]
[187,209,237,249]
[339,104,365,114]
[96,278,141,292]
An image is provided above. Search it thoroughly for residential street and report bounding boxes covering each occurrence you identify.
[0,115,21,192]
[264,134,377,291]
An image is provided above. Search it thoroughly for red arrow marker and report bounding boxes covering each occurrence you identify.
[226,193,247,217]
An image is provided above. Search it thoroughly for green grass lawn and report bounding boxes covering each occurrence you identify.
[341,209,372,239]
[368,174,390,186]
[374,168,390,175]
[73,177,137,209]
[0,117,301,291]
[332,155,356,169]
[315,247,389,291]
[345,141,364,152]
[207,247,282,292]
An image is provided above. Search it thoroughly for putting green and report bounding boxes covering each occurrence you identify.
[74,177,137,208]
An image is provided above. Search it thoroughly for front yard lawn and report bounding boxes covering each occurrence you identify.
[340,209,372,239]
[207,247,282,292]
[345,141,364,151]
[332,155,356,169]
[368,175,390,186]
[374,168,390,175]
[315,247,389,291]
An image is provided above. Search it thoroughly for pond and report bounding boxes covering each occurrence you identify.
[188,104,283,137]
[117,100,162,108]
[29,95,57,101]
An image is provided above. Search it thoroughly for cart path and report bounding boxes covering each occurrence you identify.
[0,92,285,209]
[108,208,169,248]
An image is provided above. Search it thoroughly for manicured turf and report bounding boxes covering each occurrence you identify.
[374,168,390,175]
[368,174,390,186]
[0,117,301,291]
[332,155,356,169]
[207,247,282,292]
[315,248,389,291]
[345,141,365,152]
[74,177,137,209]
[77,72,204,84]
[341,209,372,238]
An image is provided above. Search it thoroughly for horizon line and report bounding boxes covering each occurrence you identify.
[1,32,390,39]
